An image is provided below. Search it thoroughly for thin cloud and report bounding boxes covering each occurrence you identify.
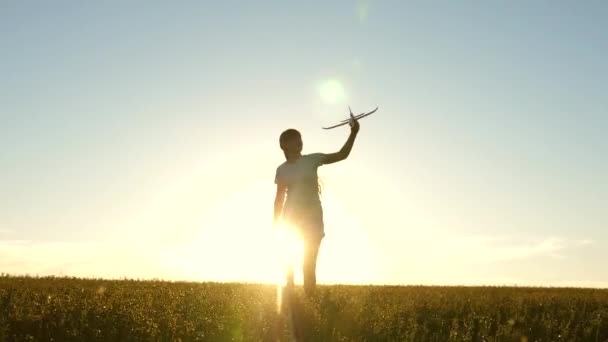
[373,232,604,286]
[0,240,171,280]
[575,239,594,247]
[0,234,603,287]
[381,234,568,266]
[463,236,565,264]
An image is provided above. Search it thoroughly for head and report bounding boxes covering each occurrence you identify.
[279,128,303,160]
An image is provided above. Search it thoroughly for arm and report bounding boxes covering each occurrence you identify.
[320,118,360,165]
[273,182,286,225]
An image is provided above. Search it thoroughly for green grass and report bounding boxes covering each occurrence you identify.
[1,274,607,341]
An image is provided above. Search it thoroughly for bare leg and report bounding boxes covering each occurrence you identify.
[285,263,295,288]
[281,263,295,316]
[303,236,322,296]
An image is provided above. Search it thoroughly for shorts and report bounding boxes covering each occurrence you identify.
[283,204,325,242]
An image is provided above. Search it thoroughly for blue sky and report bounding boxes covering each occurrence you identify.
[1,1,607,287]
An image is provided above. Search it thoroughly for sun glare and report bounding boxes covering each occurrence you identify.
[318,79,346,104]
[273,223,304,284]
[157,181,379,287]
[157,182,309,285]
[272,223,304,313]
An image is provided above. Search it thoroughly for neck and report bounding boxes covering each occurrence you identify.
[285,152,302,163]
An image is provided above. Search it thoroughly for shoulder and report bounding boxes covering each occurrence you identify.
[275,161,288,173]
[275,161,287,184]
[304,153,326,166]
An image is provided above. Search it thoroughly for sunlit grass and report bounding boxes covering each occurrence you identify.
[1,275,607,341]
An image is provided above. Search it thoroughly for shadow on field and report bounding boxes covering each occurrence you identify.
[284,287,352,342]
[284,288,309,341]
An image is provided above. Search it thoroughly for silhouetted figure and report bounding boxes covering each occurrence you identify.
[273,116,360,297]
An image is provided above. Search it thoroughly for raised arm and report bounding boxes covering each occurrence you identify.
[320,117,360,165]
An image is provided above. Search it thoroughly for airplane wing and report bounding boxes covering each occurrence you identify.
[322,106,379,130]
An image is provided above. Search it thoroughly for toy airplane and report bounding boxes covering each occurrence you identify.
[322,106,379,129]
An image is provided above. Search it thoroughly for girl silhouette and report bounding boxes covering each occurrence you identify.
[273,117,360,296]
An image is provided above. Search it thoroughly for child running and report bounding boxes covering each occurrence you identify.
[273,116,360,296]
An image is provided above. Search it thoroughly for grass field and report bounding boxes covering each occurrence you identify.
[1,275,607,341]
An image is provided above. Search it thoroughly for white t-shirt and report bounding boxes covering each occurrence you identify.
[275,153,325,221]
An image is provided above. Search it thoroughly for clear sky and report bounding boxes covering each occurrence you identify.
[1,1,607,287]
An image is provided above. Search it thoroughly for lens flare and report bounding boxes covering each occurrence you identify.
[318,79,346,104]
[273,224,304,283]
[356,0,369,22]
[273,223,303,313]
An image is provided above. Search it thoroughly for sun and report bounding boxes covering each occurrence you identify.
[157,181,378,286]
[157,182,308,285]
[272,223,305,284]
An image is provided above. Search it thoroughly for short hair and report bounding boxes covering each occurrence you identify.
[279,129,301,150]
